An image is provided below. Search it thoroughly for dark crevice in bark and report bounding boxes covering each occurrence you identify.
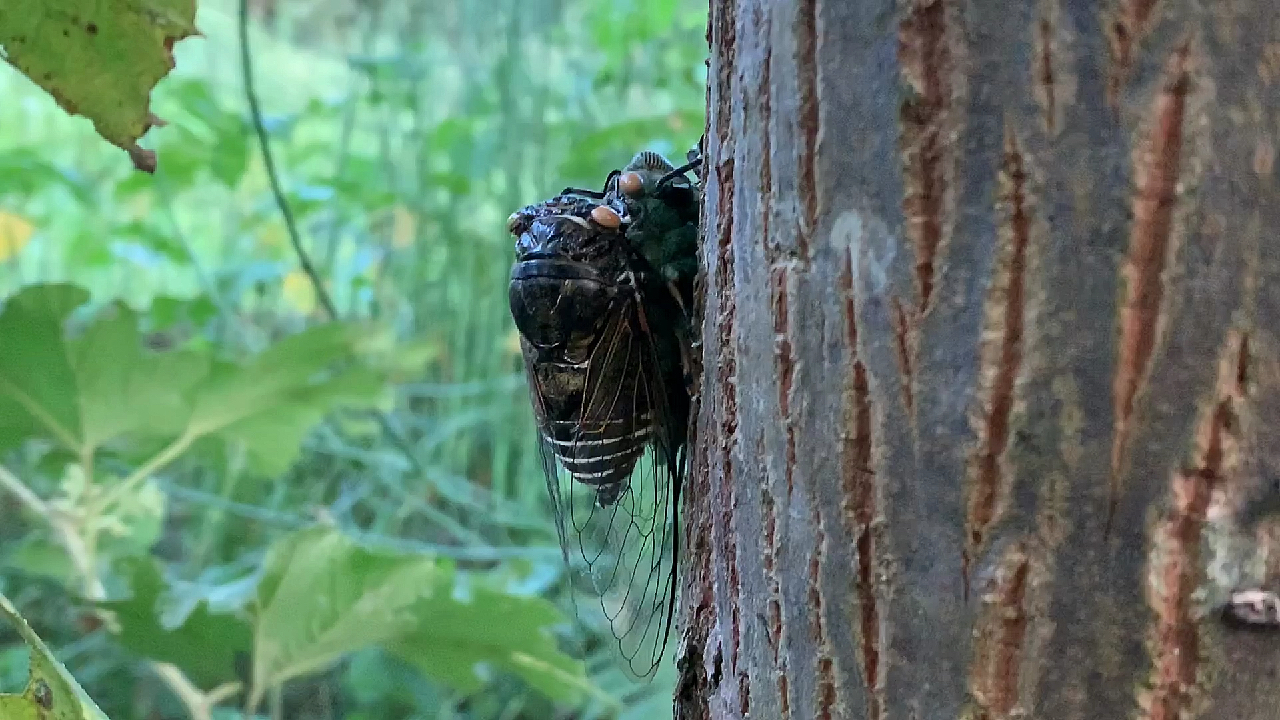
[1106,0,1163,107]
[796,0,819,261]
[964,131,1031,595]
[1109,41,1190,533]
[810,513,837,720]
[889,297,916,416]
[1142,331,1247,720]
[772,265,798,499]
[898,0,957,315]
[1035,15,1057,134]
[840,247,885,720]
[762,487,788,716]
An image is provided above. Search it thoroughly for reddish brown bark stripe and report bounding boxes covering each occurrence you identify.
[773,265,798,498]
[840,248,885,720]
[1035,16,1056,134]
[1141,332,1248,720]
[964,131,1031,593]
[797,0,819,260]
[1109,42,1190,532]
[890,298,917,416]
[898,0,955,314]
[1107,0,1163,107]
[971,546,1032,720]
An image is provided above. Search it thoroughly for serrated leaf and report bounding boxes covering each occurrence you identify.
[0,283,388,477]
[97,556,252,688]
[248,528,446,708]
[0,592,112,720]
[0,0,200,172]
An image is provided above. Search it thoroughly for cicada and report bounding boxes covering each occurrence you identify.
[506,146,702,678]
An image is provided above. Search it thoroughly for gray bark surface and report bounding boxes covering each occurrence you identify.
[676,0,1280,718]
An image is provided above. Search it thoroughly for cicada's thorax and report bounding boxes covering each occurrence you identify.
[507,196,653,504]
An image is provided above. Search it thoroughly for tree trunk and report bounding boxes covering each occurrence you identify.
[676,0,1280,718]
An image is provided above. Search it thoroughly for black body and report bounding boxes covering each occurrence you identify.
[506,148,702,677]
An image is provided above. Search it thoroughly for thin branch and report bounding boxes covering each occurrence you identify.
[238,0,338,319]
[0,462,49,514]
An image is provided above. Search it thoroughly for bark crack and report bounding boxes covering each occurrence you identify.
[1140,331,1248,720]
[898,0,957,315]
[964,130,1032,595]
[1109,42,1191,533]
[773,264,799,500]
[797,0,820,261]
[840,247,885,720]
[1106,0,1163,107]
[971,546,1032,720]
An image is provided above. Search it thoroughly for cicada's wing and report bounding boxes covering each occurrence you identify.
[524,292,686,679]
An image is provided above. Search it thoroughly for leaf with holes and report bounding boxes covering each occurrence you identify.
[0,592,111,719]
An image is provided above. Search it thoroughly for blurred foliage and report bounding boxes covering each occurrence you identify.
[0,0,706,718]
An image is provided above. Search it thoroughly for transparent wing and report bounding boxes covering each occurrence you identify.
[526,294,684,679]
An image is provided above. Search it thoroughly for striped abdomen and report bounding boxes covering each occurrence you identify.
[547,415,652,505]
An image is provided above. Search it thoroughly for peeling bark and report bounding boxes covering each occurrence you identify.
[681,0,1280,718]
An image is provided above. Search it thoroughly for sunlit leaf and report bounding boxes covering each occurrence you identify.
[247,527,444,708]
[0,212,35,262]
[98,556,253,688]
[0,0,201,171]
[0,592,112,719]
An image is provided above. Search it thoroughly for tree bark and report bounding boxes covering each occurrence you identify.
[677,0,1280,718]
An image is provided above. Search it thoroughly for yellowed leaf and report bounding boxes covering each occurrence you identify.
[281,270,317,314]
[259,222,288,249]
[391,205,417,249]
[504,328,524,357]
[0,212,35,262]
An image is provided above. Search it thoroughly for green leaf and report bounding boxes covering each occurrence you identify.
[98,557,252,688]
[0,0,200,172]
[187,323,390,475]
[0,592,112,720]
[0,283,388,476]
[0,284,88,451]
[66,303,208,449]
[248,527,445,708]
[386,578,590,704]
[249,528,591,707]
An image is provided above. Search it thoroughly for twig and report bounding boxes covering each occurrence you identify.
[238,0,338,319]
[0,462,49,514]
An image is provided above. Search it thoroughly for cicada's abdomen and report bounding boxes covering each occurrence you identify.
[546,324,655,506]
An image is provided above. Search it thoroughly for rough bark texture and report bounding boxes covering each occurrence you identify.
[677,0,1280,717]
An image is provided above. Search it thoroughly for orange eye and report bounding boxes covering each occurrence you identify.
[591,205,622,228]
[505,212,522,234]
[618,171,644,196]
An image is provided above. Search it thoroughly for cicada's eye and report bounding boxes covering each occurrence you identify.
[619,172,644,197]
[591,204,622,228]
[506,212,523,235]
